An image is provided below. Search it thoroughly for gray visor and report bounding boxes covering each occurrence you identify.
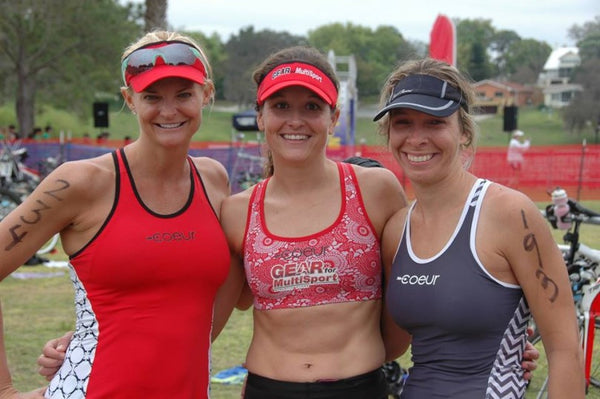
[373,74,466,120]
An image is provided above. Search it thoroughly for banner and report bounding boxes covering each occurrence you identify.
[429,14,456,66]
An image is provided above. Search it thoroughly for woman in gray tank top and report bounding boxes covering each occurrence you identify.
[374,59,584,398]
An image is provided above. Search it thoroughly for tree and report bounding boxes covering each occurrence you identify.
[569,15,600,60]
[144,0,167,31]
[467,41,491,81]
[0,0,140,137]
[562,58,600,133]
[308,23,417,97]
[489,29,520,78]
[563,16,600,136]
[186,31,227,100]
[455,18,495,78]
[505,39,552,84]
[223,27,306,107]
[453,18,550,84]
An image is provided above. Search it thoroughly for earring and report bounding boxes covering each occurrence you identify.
[131,109,136,115]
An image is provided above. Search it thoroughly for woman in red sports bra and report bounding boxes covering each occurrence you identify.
[219,46,408,399]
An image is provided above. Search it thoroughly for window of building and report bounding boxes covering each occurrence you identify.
[561,91,572,102]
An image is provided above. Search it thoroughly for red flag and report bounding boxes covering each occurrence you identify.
[429,14,456,66]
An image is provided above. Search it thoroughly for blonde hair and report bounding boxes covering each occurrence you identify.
[121,30,214,102]
[376,58,478,155]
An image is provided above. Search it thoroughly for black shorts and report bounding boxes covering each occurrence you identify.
[242,368,388,399]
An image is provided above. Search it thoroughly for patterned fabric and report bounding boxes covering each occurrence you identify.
[386,179,530,398]
[244,162,382,310]
[45,149,230,398]
[486,298,530,398]
[46,270,98,397]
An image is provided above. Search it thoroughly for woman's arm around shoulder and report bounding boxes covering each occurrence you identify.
[484,184,585,397]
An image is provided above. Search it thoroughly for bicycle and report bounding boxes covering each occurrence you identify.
[381,359,409,398]
[528,188,600,398]
[230,132,265,192]
[0,139,61,260]
[0,139,39,199]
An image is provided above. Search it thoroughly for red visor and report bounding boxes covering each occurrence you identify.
[256,62,338,107]
[122,41,207,92]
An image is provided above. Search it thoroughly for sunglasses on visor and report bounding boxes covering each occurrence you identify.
[121,41,207,87]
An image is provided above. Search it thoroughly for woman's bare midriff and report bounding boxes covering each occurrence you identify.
[244,299,385,382]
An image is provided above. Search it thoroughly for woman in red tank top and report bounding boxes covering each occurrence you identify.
[0,30,244,399]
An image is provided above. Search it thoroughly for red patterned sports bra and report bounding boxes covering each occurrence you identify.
[243,162,382,310]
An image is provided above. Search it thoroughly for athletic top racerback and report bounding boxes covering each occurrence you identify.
[387,178,530,398]
[45,149,230,399]
[244,162,382,310]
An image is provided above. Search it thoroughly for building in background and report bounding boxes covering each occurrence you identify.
[537,47,582,108]
[472,80,542,114]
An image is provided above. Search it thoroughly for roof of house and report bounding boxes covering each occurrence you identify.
[473,79,533,93]
[543,83,583,94]
[543,47,579,70]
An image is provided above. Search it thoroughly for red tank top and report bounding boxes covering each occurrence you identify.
[243,162,382,311]
[46,149,229,399]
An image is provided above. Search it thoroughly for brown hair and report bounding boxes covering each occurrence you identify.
[252,46,340,177]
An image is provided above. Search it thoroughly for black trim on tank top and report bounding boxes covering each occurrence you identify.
[189,159,220,220]
[69,150,121,260]
[120,148,194,218]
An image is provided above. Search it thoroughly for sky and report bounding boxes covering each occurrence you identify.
[149,0,599,49]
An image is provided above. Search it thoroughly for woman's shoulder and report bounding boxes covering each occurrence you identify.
[190,156,228,178]
[28,153,117,219]
[481,182,545,232]
[51,153,116,190]
[223,186,254,213]
[484,182,537,210]
[347,162,403,190]
[348,163,408,207]
[190,155,229,191]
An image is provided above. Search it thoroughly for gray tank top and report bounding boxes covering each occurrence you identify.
[386,179,530,398]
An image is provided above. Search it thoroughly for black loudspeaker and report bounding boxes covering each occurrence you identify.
[232,110,259,131]
[503,106,518,132]
[93,102,109,128]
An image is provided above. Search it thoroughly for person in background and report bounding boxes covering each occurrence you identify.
[375,58,583,398]
[0,30,243,399]
[7,125,19,142]
[42,126,53,140]
[507,129,530,187]
[27,127,42,140]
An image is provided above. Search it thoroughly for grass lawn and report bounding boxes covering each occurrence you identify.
[1,201,600,397]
